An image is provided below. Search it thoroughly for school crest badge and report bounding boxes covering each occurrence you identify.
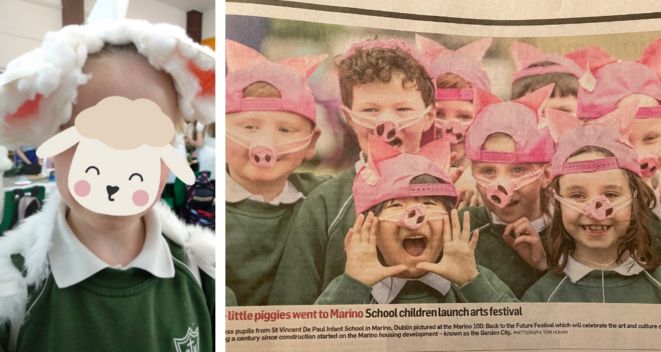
[173,326,200,352]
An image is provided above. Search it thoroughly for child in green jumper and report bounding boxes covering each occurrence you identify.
[225,40,329,306]
[316,136,514,304]
[460,85,556,297]
[0,6,215,352]
[452,106,661,303]
[268,38,438,305]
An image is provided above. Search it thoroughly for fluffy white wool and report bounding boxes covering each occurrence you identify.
[0,19,215,147]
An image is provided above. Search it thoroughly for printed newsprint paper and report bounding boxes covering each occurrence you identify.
[225,1,661,350]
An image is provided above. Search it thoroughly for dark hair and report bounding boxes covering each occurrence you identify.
[337,47,435,108]
[545,146,659,271]
[365,174,455,216]
[242,81,282,98]
[436,72,472,89]
[511,61,578,99]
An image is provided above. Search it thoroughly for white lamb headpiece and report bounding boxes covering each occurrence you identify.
[0,1,215,148]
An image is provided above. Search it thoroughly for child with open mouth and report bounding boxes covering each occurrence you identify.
[315,135,515,304]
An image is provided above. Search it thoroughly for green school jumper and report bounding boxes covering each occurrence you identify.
[523,264,661,303]
[459,206,548,298]
[459,257,661,303]
[226,172,328,306]
[2,239,215,352]
[268,168,358,305]
[315,267,517,305]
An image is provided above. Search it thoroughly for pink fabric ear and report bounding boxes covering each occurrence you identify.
[472,88,501,116]
[638,37,661,77]
[418,139,452,173]
[414,34,449,61]
[514,83,555,120]
[226,39,267,73]
[546,108,583,142]
[510,41,546,71]
[597,103,638,141]
[565,46,616,73]
[278,54,329,79]
[367,134,401,163]
[455,37,492,63]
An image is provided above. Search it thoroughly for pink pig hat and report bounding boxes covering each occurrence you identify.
[0,0,215,147]
[353,134,458,215]
[225,40,327,125]
[511,41,584,83]
[572,41,661,119]
[415,34,492,101]
[464,84,555,163]
[546,103,641,180]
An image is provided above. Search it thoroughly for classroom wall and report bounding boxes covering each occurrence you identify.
[202,8,215,39]
[0,0,201,70]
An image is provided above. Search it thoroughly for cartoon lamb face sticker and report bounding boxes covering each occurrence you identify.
[37,96,195,216]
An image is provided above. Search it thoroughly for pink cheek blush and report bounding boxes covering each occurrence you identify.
[73,180,91,197]
[132,190,149,207]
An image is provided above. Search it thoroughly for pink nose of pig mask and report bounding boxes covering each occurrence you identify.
[435,119,470,144]
[342,106,431,144]
[553,191,634,221]
[226,130,314,168]
[639,155,659,179]
[474,169,544,208]
[378,203,448,230]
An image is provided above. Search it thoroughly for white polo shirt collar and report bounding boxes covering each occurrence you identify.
[48,204,175,288]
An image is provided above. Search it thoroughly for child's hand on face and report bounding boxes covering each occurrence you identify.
[344,212,408,286]
[454,170,483,208]
[457,186,483,208]
[502,217,548,271]
[416,210,479,286]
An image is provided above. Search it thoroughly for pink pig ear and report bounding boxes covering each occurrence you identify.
[456,37,492,63]
[367,134,401,164]
[472,88,501,116]
[596,103,638,137]
[278,54,328,79]
[414,33,449,59]
[565,46,616,73]
[363,134,400,181]
[639,37,661,76]
[510,41,546,71]
[514,83,555,120]
[418,139,452,173]
[546,108,583,142]
[225,39,267,73]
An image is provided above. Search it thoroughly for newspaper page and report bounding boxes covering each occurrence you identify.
[225,1,661,350]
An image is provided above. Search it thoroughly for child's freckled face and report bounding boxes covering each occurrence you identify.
[558,151,632,257]
[226,110,317,184]
[347,72,434,154]
[620,95,661,172]
[54,53,178,216]
[473,134,547,223]
[435,99,474,165]
[376,197,447,278]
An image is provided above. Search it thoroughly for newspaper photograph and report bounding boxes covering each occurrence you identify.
[225,1,661,350]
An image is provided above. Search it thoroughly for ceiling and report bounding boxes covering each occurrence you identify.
[154,0,215,12]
